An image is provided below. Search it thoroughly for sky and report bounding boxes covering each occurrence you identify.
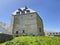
[0,0,60,32]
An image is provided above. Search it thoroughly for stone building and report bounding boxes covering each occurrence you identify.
[45,32,60,37]
[11,7,44,36]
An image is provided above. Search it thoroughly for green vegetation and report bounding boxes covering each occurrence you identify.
[0,36,60,45]
[0,34,13,43]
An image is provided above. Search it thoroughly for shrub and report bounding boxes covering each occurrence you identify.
[5,41,15,45]
[5,41,28,45]
[0,33,13,43]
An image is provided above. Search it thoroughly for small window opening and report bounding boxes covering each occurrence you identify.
[23,30,25,33]
[16,31,18,37]
[26,10,30,13]
[16,12,20,14]
[16,31,18,34]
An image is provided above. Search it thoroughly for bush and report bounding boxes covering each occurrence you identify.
[5,42,15,45]
[1,36,60,45]
[5,41,28,45]
[0,33,13,43]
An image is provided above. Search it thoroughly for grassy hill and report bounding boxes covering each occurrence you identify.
[0,36,60,45]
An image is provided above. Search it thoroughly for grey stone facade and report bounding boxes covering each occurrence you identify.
[11,7,44,36]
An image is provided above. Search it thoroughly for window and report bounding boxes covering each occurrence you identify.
[16,31,19,37]
[39,28,41,32]
[16,12,20,14]
[53,33,54,34]
[26,10,30,13]
[50,33,52,35]
[56,33,58,34]
[16,31,18,34]
[22,30,25,33]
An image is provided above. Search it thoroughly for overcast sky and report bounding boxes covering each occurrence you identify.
[0,0,60,32]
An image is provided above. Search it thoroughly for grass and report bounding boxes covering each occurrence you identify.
[0,36,60,45]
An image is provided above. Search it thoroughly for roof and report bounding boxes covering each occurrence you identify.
[12,7,36,15]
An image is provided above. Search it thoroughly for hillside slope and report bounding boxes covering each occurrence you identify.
[0,36,60,45]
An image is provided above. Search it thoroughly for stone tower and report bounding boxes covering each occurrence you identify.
[11,7,44,36]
